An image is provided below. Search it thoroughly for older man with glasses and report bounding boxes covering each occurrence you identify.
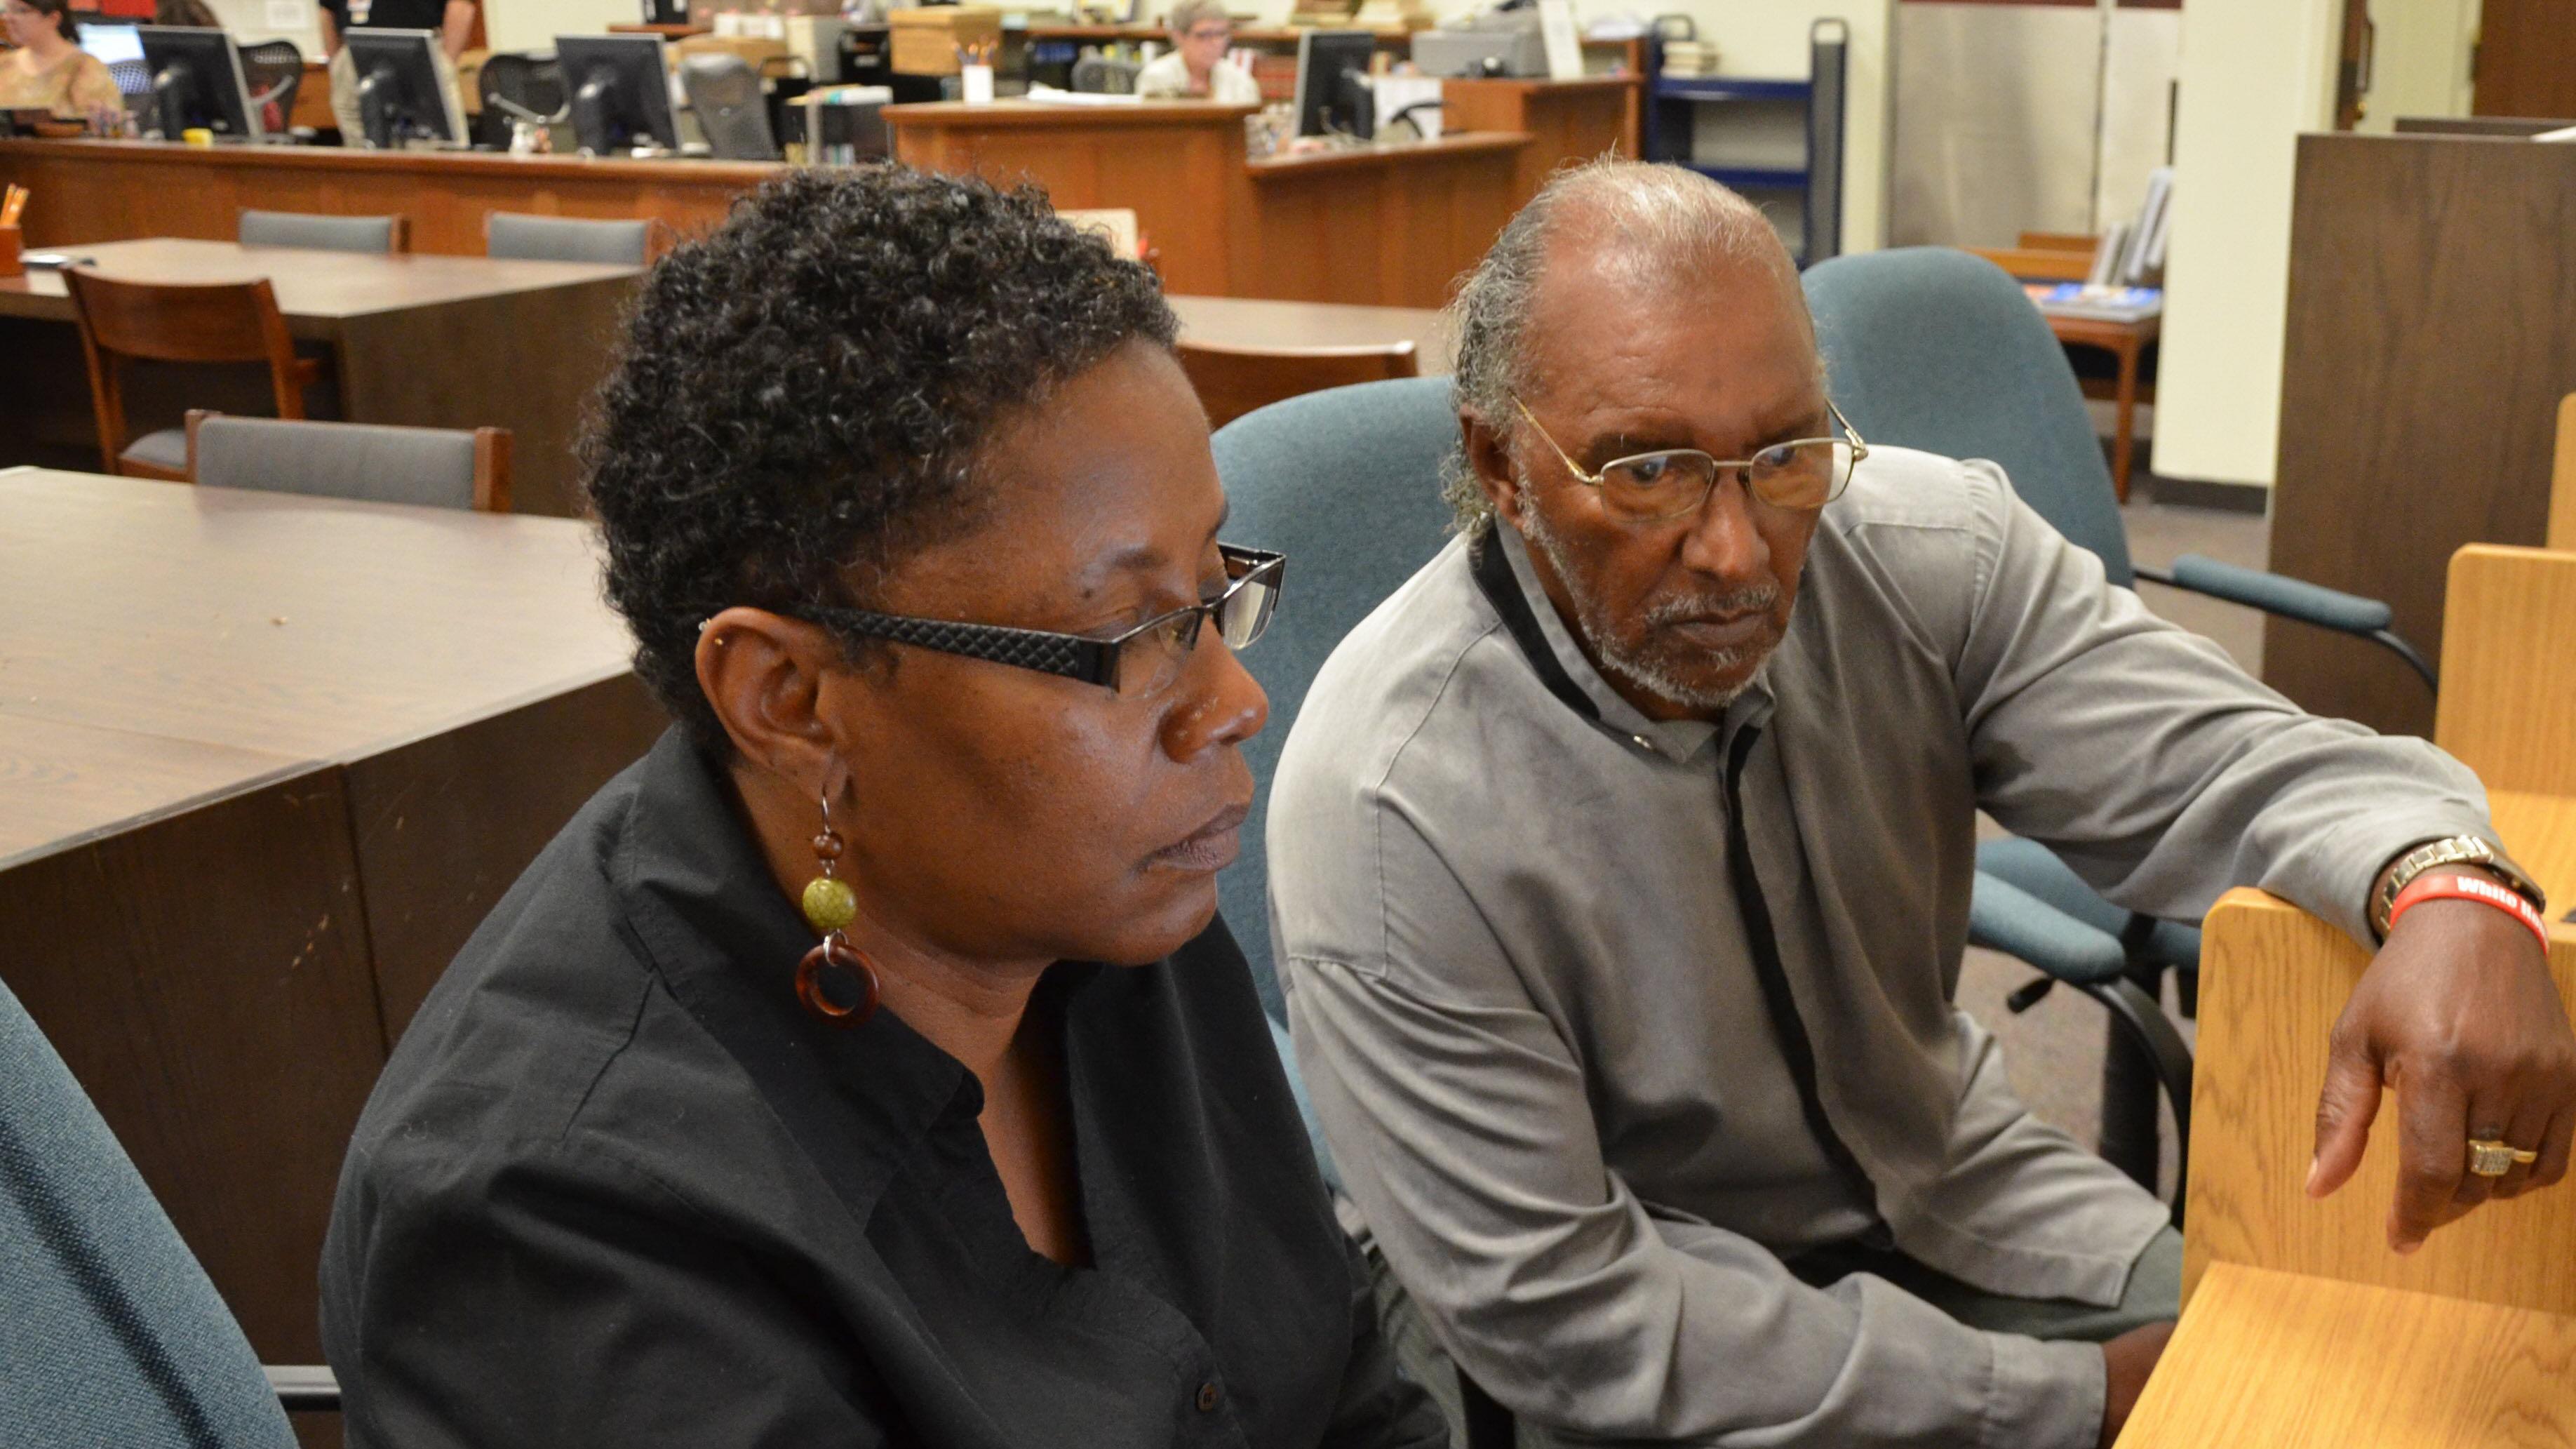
[1264,159,2575,1449]
[1136,0,1260,104]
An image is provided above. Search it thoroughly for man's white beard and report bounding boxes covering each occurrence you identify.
[1515,496,1776,716]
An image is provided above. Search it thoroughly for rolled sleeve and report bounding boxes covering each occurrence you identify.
[1947,461,2495,945]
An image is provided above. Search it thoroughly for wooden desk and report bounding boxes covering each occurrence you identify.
[2134,790,2576,1445]
[1439,74,1643,203]
[1169,293,1455,374]
[0,138,770,255]
[0,236,636,516]
[888,101,1531,308]
[1246,133,1525,308]
[2266,133,2576,739]
[0,467,666,1371]
[2117,1264,2576,1447]
[2049,311,2158,505]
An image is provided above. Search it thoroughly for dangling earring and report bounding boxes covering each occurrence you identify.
[796,788,881,1027]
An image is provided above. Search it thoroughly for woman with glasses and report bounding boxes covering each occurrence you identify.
[1136,0,1261,104]
[0,0,121,122]
[319,166,1441,1449]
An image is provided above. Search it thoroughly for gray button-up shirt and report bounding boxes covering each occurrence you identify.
[1268,447,2498,1448]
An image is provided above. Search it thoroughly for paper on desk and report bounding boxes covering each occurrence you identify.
[1024,84,1145,106]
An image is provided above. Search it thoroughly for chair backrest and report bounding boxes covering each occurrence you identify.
[2432,544,2576,796]
[485,211,652,266]
[186,411,511,512]
[0,976,297,1449]
[1209,375,1461,1018]
[679,53,779,161]
[1071,54,1140,94]
[238,209,408,255]
[65,271,305,472]
[1179,339,1422,432]
[1802,247,2135,585]
[238,38,302,130]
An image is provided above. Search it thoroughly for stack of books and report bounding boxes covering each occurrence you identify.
[2023,282,2163,324]
[1658,39,1719,76]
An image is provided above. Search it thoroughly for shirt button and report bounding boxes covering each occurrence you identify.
[1631,734,1653,751]
[1195,1381,1220,1413]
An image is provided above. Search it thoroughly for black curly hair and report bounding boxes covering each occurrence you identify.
[582,166,1179,750]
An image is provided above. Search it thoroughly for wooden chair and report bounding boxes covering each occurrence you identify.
[185,411,511,513]
[2431,543,2576,796]
[65,270,321,481]
[1176,340,1421,432]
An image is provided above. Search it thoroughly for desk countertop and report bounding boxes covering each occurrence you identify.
[2115,1263,2576,1448]
[0,467,631,866]
[0,236,637,330]
[0,135,783,185]
[1247,131,1528,178]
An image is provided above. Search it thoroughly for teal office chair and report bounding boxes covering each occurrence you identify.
[1802,246,2435,1207]
[0,975,332,1445]
[1211,378,1521,1448]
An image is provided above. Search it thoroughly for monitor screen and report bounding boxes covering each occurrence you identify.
[80,22,147,68]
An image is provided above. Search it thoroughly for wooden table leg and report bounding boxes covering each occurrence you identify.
[2112,333,2140,503]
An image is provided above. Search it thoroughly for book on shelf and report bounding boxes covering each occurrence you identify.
[2023,282,2163,323]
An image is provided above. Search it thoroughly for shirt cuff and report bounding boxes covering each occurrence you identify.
[1983,1333,2106,1449]
[2283,806,2498,948]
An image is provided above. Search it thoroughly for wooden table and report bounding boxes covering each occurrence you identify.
[2124,787,2576,1445]
[2049,310,2158,505]
[0,236,636,517]
[0,467,667,1374]
[1169,293,1455,373]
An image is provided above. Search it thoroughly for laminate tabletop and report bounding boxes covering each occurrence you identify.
[0,467,635,862]
[1168,293,1456,373]
[0,236,638,331]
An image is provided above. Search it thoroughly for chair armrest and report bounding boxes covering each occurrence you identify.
[264,1364,340,1413]
[2138,554,2391,634]
[1968,872,2129,985]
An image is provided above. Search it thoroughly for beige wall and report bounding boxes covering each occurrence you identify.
[2152,0,2341,489]
[2354,0,2478,133]
[487,0,638,55]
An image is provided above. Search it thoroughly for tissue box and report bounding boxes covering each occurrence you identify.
[887,6,1001,76]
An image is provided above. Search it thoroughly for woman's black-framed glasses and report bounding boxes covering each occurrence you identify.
[800,545,1284,700]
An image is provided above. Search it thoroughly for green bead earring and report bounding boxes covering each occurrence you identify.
[795,789,880,1026]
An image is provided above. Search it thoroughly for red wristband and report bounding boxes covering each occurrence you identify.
[2387,872,2551,954]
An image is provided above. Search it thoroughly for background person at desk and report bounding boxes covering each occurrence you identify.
[1135,0,1260,105]
[0,0,121,121]
[318,0,469,140]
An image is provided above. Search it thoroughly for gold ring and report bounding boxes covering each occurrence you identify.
[2467,1138,2530,1176]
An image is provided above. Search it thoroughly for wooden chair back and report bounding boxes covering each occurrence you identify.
[2550,392,2574,552]
[64,270,309,480]
[185,411,512,513]
[1177,340,1421,432]
[2432,543,2576,796]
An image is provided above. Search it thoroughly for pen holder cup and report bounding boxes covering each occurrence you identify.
[960,63,994,104]
[0,227,21,279]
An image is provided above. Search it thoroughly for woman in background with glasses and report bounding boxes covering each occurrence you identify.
[1136,0,1261,104]
[320,166,1441,1449]
[0,0,121,122]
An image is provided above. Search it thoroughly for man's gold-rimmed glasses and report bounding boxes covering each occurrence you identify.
[1512,396,1869,521]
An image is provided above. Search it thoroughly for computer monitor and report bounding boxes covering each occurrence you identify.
[78,20,146,71]
[1292,29,1376,140]
[555,34,681,155]
[344,29,466,147]
[136,25,260,140]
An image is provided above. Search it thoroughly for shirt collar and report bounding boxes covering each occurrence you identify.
[1488,523,1771,765]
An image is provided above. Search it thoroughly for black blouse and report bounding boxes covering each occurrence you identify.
[319,728,1444,1449]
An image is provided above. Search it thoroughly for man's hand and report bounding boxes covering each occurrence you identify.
[2309,867,2576,1253]
[2097,1320,2173,1448]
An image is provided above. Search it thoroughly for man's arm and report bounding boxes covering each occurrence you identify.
[441,0,474,60]
[1947,459,2576,1248]
[316,4,341,58]
[1277,799,2110,1448]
